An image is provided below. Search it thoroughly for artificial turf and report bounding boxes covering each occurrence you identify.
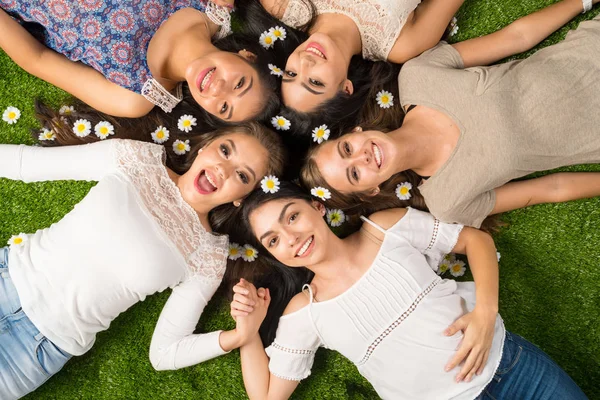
[1,0,599,398]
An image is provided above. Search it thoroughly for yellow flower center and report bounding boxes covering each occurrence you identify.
[274,67,280,72]
[156,131,165,139]
[45,133,53,138]
[8,112,16,119]
[400,187,409,195]
[316,129,325,137]
[245,249,254,256]
[266,181,275,189]
[100,127,108,134]
[183,120,191,127]
[266,36,273,45]
[331,214,340,222]
[230,248,239,255]
[273,30,281,37]
[177,143,186,151]
[277,119,285,126]
[13,237,23,245]
[381,95,389,103]
[78,124,86,132]
[452,265,461,272]
[316,190,324,197]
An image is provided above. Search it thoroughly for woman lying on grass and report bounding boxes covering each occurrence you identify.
[0,0,292,124]
[301,0,600,227]
[0,122,285,399]
[229,182,586,399]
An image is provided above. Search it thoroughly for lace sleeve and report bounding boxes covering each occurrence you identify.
[389,208,464,271]
[265,309,321,381]
[112,139,229,283]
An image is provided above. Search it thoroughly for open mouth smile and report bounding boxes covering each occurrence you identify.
[197,67,216,92]
[372,142,383,169]
[296,235,315,257]
[195,169,219,194]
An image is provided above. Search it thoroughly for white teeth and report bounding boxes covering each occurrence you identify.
[205,172,217,189]
[307,47,325,58]
[296,236,313,257]
[201,69,215,90]
[373,143,382,168]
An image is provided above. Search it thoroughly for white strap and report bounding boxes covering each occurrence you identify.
[582,0,593,13]
[302,284,328,348]
[359,215,387,234]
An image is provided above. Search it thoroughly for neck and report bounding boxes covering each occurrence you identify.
[306,232,362,283]
[311,14,362,60]
[387,118,442,176]
[168,168,212,230]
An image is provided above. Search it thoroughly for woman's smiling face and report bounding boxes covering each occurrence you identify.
[312,129,398,193]
[178,132,269,211]
[185,51,267,122]
[250,198,331,267]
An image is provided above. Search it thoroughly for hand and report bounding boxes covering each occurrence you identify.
[212,0,235,9]
[230,279,256,319]
[444,308,497,383]
[234,281,271,344]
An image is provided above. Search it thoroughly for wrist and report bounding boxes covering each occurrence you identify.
[474,304,498,318]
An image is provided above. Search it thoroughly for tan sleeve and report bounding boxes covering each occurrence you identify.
[434,191,496,229]
[403,41,465,70]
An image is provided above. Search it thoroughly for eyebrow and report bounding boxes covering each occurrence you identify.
[281,78,324,95]
[226,77,254,120]
[258,202,295,242]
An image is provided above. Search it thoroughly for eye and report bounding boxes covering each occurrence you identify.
[268,236,279,248]
[220,103,228,114]
[220,144,230,158]
[235,77,245,89]
[284,70,297,78]
[351,167,359,182]
[289,212,299,223]
[309,78,323,87]
[343,142,351,155]
[237,171,249,184]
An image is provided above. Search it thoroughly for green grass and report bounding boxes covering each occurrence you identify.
[1,1,599,398]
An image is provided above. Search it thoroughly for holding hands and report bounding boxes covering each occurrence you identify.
[231,279,271,345]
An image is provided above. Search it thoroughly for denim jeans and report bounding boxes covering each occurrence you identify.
[480,331,588,400]
[0,247,71,400]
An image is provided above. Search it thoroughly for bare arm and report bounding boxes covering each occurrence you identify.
[444,227,499,383]
[492,172,600,215]
[388,0,464,63]
[0,8,154,117]
[452,0,597,68]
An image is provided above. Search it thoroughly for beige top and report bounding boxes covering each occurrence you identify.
[280,0,421,60]
[398,15,600,227]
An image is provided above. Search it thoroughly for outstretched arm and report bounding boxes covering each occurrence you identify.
[452,0,598,67]
[492,172,600,215]
[0,9,153,117]
[389,0,465,63]
[444,227,499,383]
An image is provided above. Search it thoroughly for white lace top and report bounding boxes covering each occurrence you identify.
[281,0,421,60]
[265,208,505,399]
[0,140,229,366]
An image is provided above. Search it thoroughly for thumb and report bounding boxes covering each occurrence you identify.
[265,288,271,305]
[257,287,266,298]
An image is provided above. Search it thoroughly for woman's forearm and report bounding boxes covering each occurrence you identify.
[465,230,499,314]
[241,334,272,400]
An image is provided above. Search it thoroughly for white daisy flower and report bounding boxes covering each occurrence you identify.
[268,63,283,77]
[94,121,115,139]
[2,106,21,124]
[228,242,243,261]
[259,31,276,49]
[269,26,287,41]
[438,260,451,275]
[449,260,466,277]
[271,115,291,131]
[311,124,330,144]
[151,126,170,144]
[7,233,28,246]
[59,105,75,116]
[177,114,197,132]
[242,244,259,262]
[311,186,331,201]
[38,128,56,141]
[326,209,346,227]
[449,17,459,37]
[395,182,413,200]
[261,175,280,193]
[443,253,456,263]
[73,119,92,137]
[173,139,191,155]
[376,90,394,109]
[497,251,501,262]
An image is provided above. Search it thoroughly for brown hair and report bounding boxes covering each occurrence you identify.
[300,145,501,232]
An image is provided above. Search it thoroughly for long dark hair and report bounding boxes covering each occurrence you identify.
[218,182,316,346]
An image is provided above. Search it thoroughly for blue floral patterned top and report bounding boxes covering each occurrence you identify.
[1,0,208,94]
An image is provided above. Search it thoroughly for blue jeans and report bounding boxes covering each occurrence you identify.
[0,247,71,400]
[480,331,587,399]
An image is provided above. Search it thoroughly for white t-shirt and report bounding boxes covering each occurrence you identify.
[0,139,229,369]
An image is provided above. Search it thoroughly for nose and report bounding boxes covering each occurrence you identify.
[215,163,231,180]
[300,54,316,71]
[209,77,226,97]
[359,148,371,165]
[285,229,299,247]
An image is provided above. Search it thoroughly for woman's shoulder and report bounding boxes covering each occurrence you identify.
[366,208,409,229]
[282,288,312,317]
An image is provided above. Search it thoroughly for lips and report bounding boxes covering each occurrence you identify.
[305,42,326,59]
[295,235,315,258]
[195,170,218,194]
[196,67,215,92]
[372,142,383,169]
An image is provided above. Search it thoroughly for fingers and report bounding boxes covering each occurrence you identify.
[445,344,470,373]
[257,288,266,298]
[213,0,234,9]
[477,350,490,375]
[462,351,484,383]
[444,315,468,336]
[232,284,250,295]
[230,304,248,318]
[233,292,255,307]
[231,299,254,313]
[265,288,271,303]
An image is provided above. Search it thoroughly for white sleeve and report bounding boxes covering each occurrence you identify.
[391,208,464,271]
[265,309,321,381]
[149,277,228,371]
[0,140,118,182]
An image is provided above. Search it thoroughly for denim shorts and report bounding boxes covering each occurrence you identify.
[0,247,71,400]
